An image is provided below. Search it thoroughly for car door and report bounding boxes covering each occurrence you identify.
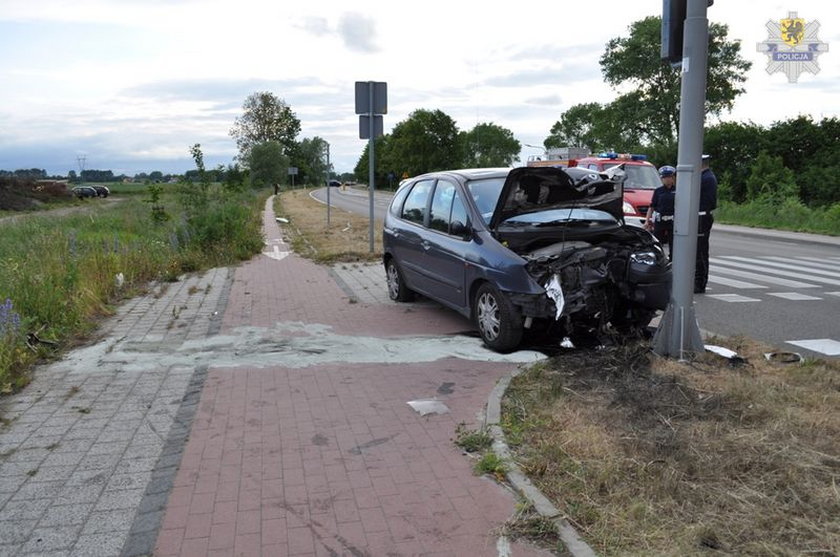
[422,179,469,309]
[389,179,435,293]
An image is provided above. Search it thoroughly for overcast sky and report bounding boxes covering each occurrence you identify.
[1,0,837,177]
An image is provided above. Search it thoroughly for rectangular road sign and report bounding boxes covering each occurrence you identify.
[359,115,383,139]
[355,81,387,115]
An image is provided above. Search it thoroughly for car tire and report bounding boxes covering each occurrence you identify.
[386,259,414,302]
[474,283,523,353]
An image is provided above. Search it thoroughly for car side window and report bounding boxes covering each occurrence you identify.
[401,180,434,224]
[449,192,469,238]
[429,181,456,233]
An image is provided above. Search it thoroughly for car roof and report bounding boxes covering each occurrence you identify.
[412,168,511,182]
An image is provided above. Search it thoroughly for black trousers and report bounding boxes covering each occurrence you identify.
[695,214,714,290]
[653,222,674,260]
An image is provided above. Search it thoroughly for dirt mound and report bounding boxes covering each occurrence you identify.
[0,177,73,211]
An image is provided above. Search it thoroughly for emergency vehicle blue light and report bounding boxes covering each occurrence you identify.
[630,154,648,161]
[598,152,618,159]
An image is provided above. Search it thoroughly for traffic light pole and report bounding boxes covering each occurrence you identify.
[653,0,709,359]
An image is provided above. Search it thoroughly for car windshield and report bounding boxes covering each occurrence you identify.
[501,208,618,227]
[466,177,506,224]
[602,163,660,190]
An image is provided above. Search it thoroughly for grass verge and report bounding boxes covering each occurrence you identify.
[0,185,267,393]
[502,336,840,556]
[274,188,383,263]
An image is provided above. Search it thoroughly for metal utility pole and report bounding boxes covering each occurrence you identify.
[325,142,331,227]
[76,155,87,184]
[653,0,710,359]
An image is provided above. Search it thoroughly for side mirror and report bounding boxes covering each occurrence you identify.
[450,220,472,239]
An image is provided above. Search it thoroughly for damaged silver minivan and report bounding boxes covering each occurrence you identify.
[382,166,672,352]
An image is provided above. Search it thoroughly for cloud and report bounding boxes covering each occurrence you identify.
[337,12,378,53]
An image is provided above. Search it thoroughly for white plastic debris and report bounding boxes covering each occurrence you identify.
[275,217,289,224]
[545,275,565,320]
[115,272,125,289]
[704,344,739,359]
[407,399,450,416]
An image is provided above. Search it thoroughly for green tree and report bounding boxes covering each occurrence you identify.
[385,109,462,177]
[545,102,605,150]
[460,122,521,167]
[745,151,798,203]
[556,16,751,147]
[296,137,331,186]
[249,141,289,188]
[230,92,301,163]
[703,121,768,202]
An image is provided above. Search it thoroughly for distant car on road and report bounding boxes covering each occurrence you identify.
[328,180,342,188]
[382,166,671,352]
[72,185,97,199]
[90,185,110,197]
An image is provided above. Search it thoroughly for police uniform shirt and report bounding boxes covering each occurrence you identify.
[699,168,718,212]
[651,185,676,217]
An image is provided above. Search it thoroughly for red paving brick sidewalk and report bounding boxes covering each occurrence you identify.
[153,197,555,556]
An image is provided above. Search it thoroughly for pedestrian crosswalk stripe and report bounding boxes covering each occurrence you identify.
[711,257,840,287]
[764,256,840,273]
[707,293,761,302]
[767,292,822,300]
[827,292,840,298]
[721,256,840,279]
[786,338,840,356]
[707,274,767,289]
[710,265,817,288]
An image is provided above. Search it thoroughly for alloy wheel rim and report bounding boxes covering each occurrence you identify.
[477,292,500,340]
[387,263,400,298]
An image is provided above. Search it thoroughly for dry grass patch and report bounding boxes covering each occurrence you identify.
[275,188,383,263]
[503,336,840,556]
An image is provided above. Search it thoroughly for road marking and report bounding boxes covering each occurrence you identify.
[827,291,840,298]
[786,338,840,356]
[711,257,840,287]
[767,292,823,300]
[707,274,767,289]
[764,256,840,273]
[706,293,761,302]
[709,265,817,288]
[720,256,840,279]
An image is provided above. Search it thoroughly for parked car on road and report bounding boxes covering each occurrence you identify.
[382,166,672,352]
[328,180,342,188]
[72,185,98,199]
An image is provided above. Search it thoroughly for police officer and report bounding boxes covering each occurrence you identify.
[695,154,718,293]
[645,165,677,260]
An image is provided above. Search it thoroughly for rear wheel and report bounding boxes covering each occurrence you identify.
[474,283,523,352]
[386,259,414,302]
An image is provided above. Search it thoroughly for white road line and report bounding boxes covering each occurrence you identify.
[786,339,840,356]
[711,257,840,287]
[706,293,762,302]
[827,292,840,298]
[720,256,840,279]
[707,274,767,289]
[764,256,840,273]
[709,266,817,288]
[767,292,823,300]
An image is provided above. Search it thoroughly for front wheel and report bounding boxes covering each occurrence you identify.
[385,259,414,302]
[474,283,523,353]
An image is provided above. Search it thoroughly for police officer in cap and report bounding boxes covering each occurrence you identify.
[695,154,717,293]
[645,165,677,260]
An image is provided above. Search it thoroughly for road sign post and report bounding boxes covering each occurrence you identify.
[355,81,387,253]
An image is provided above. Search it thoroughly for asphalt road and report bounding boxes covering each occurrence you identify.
[312,186,840,359]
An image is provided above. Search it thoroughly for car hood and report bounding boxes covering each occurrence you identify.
[488,166,624,229]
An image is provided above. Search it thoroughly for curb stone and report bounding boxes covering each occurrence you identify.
[485,367,598,557]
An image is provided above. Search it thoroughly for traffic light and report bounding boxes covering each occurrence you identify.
[661,0,687,63]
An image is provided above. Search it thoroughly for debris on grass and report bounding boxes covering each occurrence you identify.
[502,336,840,556]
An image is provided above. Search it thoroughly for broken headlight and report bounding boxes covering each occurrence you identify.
[630,251,658,265]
